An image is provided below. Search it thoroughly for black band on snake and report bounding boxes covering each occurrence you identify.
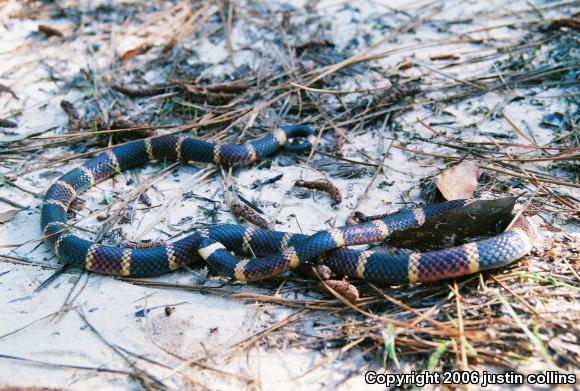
[41,125,535,284]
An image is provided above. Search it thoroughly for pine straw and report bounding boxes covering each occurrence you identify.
[124,259,579,376]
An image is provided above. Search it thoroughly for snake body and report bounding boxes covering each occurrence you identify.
[41,126,535,284]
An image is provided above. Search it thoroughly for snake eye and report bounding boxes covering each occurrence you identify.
[281,124,315,152]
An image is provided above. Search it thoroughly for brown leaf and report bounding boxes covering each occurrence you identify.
[295,179,342,204]
[319,280,359,302]
[436,160,480,200]
[0,209,18,223]
[430,53,460,61]
[120,43,153,66]
[112,84,166,98]
[162,36,178,53]
[38,24,64,38]
[548,18,580,32]
[229,200,271,230]
[204,80,250,93]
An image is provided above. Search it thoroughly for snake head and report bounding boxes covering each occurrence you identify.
[280,124,317,152]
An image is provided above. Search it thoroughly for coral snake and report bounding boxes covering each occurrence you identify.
[41,125,535,284]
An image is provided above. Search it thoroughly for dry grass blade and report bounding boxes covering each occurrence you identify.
[0,353,138,377]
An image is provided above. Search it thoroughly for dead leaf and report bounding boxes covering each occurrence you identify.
[38,24,64,38]
[436,160,480,200]
[163,36,178,53]
[430,53,460,61]
[319,280,359,302]
[120,43,153,66]
[0,209,18,223]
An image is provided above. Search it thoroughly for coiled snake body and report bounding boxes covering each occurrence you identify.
[41,125,535,284]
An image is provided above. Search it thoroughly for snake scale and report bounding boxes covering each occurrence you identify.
[41,125,535,284]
